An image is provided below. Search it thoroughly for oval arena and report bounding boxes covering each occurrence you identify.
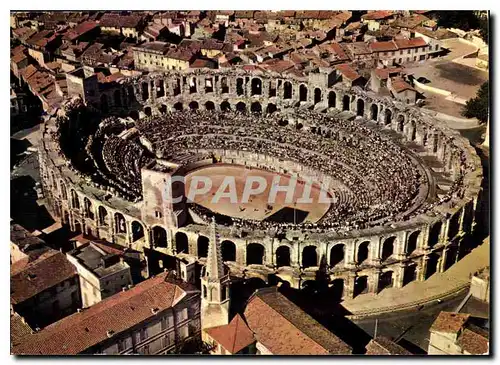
[39,68,483,300]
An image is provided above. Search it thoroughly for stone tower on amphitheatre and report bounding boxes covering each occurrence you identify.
[200,218,231,341]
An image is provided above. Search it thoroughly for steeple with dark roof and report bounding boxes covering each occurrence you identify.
[206,217,224,280]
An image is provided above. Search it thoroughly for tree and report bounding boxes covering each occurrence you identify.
[462,81,489,123]
[479,17,489,44]
[435,11,479,32]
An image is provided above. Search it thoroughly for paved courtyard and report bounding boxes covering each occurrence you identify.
[404,38,488,120]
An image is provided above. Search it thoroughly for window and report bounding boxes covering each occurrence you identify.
[161,317,167,331]
[400,50,403,55]
[140,328,148,341]
[117,339,125,352]
[143,345,150,355]
[435,44,439,51]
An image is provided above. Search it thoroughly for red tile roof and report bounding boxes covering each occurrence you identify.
[206,314,255,354]
[362,11,394,21]
[374,67,403,80]
[11,250,77,305]
[390,77,415,93]
[369,40,398,53]
[243,288,351,355]
[365,336,412,355]
[430,312,470,334]
[335,63,361,81]
[394,37,428,49]
[63,21,98,41]
[12,272,192,355]
[99,14,143,29]
[458,328,489,354]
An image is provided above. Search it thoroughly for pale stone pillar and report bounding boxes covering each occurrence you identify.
[369,269,380,294]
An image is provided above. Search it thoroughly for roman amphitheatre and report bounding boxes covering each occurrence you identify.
[39,67,483,300]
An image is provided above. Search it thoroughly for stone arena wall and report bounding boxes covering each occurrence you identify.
[38,68,483,299]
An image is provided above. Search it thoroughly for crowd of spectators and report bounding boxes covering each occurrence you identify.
[50,102,473,232]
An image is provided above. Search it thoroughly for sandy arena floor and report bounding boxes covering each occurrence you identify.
[184,164,331,222]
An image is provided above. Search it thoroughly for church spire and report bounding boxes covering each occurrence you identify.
[206,217,224,279]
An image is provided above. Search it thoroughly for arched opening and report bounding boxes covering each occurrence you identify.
[236,102,247,113]
[141,82,149,100]
[189,101,199,110]
[60,182,68,200]
[381,237,395,261]
[74,221,82,234]
[357,241,370,264]
[156,79,165,98]
[356,98,364,116]
[314,88,322,105]
[354,275,368,297]
[205,101,215,111]
[205,77,213,93]
[197,236,209,258]
[370,104,378,121]
[236,78,244,96]
[159,104,167,114]
[71,190,80,209]
[428,221,442,248]
[283,81,292,99]
[329,244,345,267]
[342,95,350,111]
[425,253,440,279]
[129,110,139,120]
[276,246,291,267]
[131,221,144,242]
[98,206,108,226]
[448,212,461,240]
[384,108,392,124]
[189,77,197,93]
[221,240,236,262]
[173,102,183,111]
[144,106,152,116]
[83,197,94,220]
[250,102,262,114]
[397,115,404,132]
[410,120,417,140]
[296,122,303,130]
[114,212,126,234]
[63,211,70,225]
[330,279,344,301]
[278,119,288,127]
[128,85,135,103]
[251,78,262,95]
[444,246,458,270]
[113,89,122,107]
[299,84,308,102]
[100,94,108,114]
[152,226,167,248]
[378,271,394,291]
[407,231,419,255]
[302,246,318,268]
[221,77,229,94]
[246,243,265,265]
[403,265,417,286]
[221,101,231,112]
[175,232,189,254]
[462,202,474,234]
[328,91,336,108]
[266,103,277,114]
